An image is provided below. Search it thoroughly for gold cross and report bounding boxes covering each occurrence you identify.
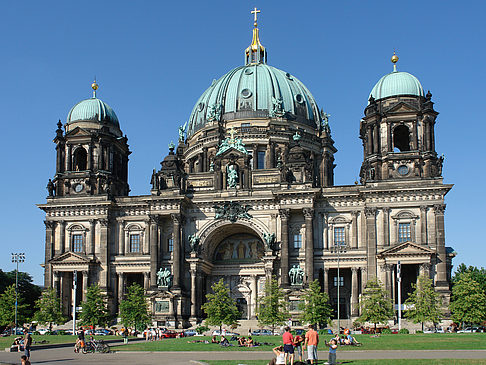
[229,127,237,142]
[251,7,260,26]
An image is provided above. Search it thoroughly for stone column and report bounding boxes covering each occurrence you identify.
[419,262,431,278]
[190,269,197,317]
[66,145,72,171]
[171,214,182,289]
[323,267,329,294]
[149,215,159,287]
[365,208,377,279]
[117,272,125,302]
[118,220,125,255]
[98,219,110,290]
[367,126,373,155]
[360,210,366,249]
[252,144,258,169]
[382,208,390,246]
[89,219,96,255]
[434,204,448,288]
[351,267,359,316]
[373,124,379,153]
[82,270,88,302]
[53,271,60,297]
[279,209,290,287]
[250,275,258,320]
[44,221,56,287]
[381,264,392,297]
[304,208,314,284]
[420,206,427,245]
[351,212,358,249]
[323,214,329,250]
[361,268,367,293]
[59,220,66,255]
[144,272,150,291]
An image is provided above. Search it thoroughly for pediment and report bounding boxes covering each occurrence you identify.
[50,251,91,264]
[378,241,435,258]
[386,102,418,114]
[215,146,248,159]
[65,126,92,137]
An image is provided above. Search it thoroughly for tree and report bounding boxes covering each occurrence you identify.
[257,277,289,333]
[33,287,66,331]
[358,278,394,331]
[404,275,441,331]
[79,284,110,328]
[299,280,333,328]
[453,264,486,295]
[119,283,151,330]
[201,279,239,332]
[0,270,42,320]
[0,284,29,327]
[450,273,486,329]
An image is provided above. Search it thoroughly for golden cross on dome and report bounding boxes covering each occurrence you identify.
[251,7,260,26]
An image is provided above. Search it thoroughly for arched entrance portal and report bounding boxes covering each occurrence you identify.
[203,225,267,320]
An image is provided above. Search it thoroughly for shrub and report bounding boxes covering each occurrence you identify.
[398,328,409,334]
[58,330,66,335]
[416,330,423,334]
[195,325,209,334]
[33,331,40,335]
[381,328,392,334]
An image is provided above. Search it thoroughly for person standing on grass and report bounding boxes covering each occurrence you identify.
[23,333,32,361]
[282,326,294,365]
[325,338,338,365]
[304,324,319,364]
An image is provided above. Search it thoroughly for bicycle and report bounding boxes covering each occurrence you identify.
[82,339,110,353]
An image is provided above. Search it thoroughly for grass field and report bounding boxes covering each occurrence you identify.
[0,334,119,350]
[201,361,486,365]
[113,333,486,352]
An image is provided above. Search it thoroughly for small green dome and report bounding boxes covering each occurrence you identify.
[67,97,120,128]
[187,63,321,137]
[369,70,424,102]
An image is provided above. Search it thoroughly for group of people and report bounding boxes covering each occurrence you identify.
[271,324,319,365]
[10,332,32,364]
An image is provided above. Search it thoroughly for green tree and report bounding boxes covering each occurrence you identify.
[0,284,29,326]
[79,284,110,328]
[201,279,239,332]
[404,275,441,331]
[257,277,289,333]
[33,287,66,331]
[450,273,486,329]
[358,278,394,331]
[0,270,42,320]
[299,280,333,328]
[453,264,486,295]
[119,283,151,330]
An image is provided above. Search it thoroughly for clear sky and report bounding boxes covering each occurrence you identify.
[0,1,484,285]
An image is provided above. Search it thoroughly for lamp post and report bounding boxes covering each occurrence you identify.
[397,261,402,331]
[11,253,25,334]
[331,242,346,333]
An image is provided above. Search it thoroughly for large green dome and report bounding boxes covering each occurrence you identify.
[369,70,424,102]
[187,63,322,137]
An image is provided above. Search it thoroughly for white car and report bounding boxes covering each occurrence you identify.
[36,328,49,335]
[212,330,239,337]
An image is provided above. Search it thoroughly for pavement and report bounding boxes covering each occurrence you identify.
[1,343,485,365]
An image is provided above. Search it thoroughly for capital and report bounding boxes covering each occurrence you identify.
[44,220,56,229]
[303,208,314,220]
[278,209,290,220]
[433,204,446,215]
[171,213,182,224]
[364,207,376,218]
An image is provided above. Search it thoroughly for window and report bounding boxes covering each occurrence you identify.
[73,148,87,171]
[334,227,345,246]
[293,234,302,249]
[398,223,411,243]
[72,234,83,253]
[129,234,141,253]
[393,125,411,152]
[241,123,251,134]
[168,238,174,252]
[333,276,344,287]
[257,151,265,169]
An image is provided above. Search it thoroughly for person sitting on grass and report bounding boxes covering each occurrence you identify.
[245,336,254,347]
[271,345,286,365]
[220,335,230,346]
[11,337,23,352]
[237,336,246,346]
[211,335,218,343]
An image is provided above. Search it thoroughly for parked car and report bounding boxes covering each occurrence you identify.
[251,329,273,336]
[183,330,197,337]
[36,328,50,335]
[457,327,482,333]
[93,329,112,336]
[160,330,178,338]
[211,330,240,337]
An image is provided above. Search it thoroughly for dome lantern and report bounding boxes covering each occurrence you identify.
[245,7,267,65]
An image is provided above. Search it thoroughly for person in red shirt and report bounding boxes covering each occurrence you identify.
[281,326,294,365]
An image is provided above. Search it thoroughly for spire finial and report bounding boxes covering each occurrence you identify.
[391,51,399,72]
[245,8,266,65]
[91,78,99,98]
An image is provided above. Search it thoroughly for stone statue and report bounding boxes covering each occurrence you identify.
[227,165,238,188]
[178,121,187,143]
[47,179,55,197]
[188,234,200,253]
[290,264,304,285]
[207,103,222,122]
[150,169,158,190]
[263,232,276,251]
[156,267,172,287]
[270,96,284,117]
[320,111,331,133]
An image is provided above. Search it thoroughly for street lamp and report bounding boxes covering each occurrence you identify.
[331,242,346,333]
[11,253,25,334]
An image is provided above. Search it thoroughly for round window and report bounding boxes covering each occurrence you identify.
[397,165,409,176]
[244,68,253,75]
[286,72,293,80]
[241,88,252,98]
[295,94,304,104]
[197,102,205,112]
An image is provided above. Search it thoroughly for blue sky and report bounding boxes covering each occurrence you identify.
[0,1,484,285]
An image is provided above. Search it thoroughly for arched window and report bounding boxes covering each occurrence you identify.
[68,224,86,253]
[393,125,410,152]
[73,148,87,171]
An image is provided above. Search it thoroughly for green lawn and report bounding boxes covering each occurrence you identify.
[0,334,120,349]
[113,333,486,352]
[202,361,486,365]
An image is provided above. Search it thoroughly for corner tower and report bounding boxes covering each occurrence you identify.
[48,81,130,198]
[360,53,443,183]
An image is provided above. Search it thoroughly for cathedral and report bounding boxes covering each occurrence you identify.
[38,10,455,328]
